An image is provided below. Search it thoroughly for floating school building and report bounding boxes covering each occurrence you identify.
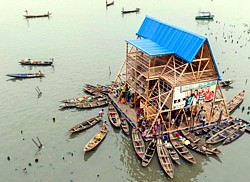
[113,16,229,135]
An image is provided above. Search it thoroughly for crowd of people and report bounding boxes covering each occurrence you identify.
[111,82,209,139]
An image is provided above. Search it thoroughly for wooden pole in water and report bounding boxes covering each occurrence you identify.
[36,137,42,147]
[32,138,40,148]
[37,86,42,94]
[35,88,40,94]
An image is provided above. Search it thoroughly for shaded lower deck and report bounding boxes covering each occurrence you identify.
[109,94,225,138]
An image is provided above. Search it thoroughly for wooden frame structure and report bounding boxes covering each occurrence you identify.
[113,19,229,135]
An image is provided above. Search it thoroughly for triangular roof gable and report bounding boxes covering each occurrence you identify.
[136,16,207,63]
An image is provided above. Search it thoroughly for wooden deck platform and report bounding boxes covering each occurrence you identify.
[109,94,137,127]
[109,93,224,140]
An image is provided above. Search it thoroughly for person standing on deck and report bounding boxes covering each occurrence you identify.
[121,84,126,99]
[176,118,181,128]
[197,106,206,122]
[157,117,162,134]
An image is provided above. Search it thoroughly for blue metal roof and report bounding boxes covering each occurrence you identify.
[126,39,174,56]
[126,16,221,80]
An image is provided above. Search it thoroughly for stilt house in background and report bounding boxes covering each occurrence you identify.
[115,16,229,134]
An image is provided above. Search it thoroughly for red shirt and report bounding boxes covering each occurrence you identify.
[204,91,214,102]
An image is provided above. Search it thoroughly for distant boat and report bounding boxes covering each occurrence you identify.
[195,11,214,20]
[106,0,114,7]
[68,116,102,134]
[227,90,245,114]
[19,58,54,66]
[23,10,52,18]
[6,72,44,78]
[121,8,140,14]
[220,79,235,87]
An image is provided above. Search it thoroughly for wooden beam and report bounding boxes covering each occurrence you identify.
[160,55,173,75]
[197,59,210,79]
[175,64,189,85]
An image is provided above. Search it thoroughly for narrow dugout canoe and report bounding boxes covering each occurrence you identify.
[83,127,108,152]
[68,116,102,134]
[181,129,221,155]
[142,138,157,167]
[227,90,245,114]
[169,132,196,164]
[156,138,174,178]
[120,116,130,135]
[19,58,53,66]
[222,125,245,145]
[206,123,241,144]
[132,128,145,159]
[76,99,109,109]
[107,103,121,127]
[205,117,234,139]
[6,73,44,78]
[164,140,180,165]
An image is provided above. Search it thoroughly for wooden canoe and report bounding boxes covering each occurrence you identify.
[206,123,241,144]
[132,128,145,159]
[205,117,234,139]
[68,117,102,134]
[169,132,196,164]
[121,8,140,14]
[233,117,250,133]
[107,103,121,127]
[83,127,108,152]
[142,138,157,167]
[6,73,44,78]
[19,58,53,66]
[83,84,110,95]
[181,129,221,155]
[106,0,114,7]
[61,94,103,103]
[222,125,245,145]
[156,138,174,178]
[220,79,235,87]
[61,95,90,103]
[76,99,109,109]
[164,140,180,165]
[59,102,78,108]
[194,125,214,136]
[24,12,52,18]
[120,116,130,135]
[227,90,245,114]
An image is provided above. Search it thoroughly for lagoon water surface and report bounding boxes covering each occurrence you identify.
[0,0,250,181]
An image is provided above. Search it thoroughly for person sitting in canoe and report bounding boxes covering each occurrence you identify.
[96,133,101,141]
[36,70,42,76]
[102,121,107,130]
